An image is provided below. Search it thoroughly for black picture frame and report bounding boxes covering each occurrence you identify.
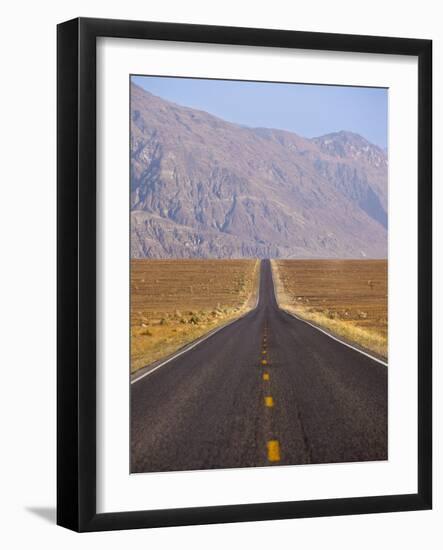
[57,17,432,532]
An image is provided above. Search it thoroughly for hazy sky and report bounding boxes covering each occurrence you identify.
[131,75,388,149]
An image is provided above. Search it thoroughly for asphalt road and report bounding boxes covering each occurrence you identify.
[131,260,387,473]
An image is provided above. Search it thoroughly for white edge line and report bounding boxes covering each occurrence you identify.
[269,260,388,368]
[131,260,262,384]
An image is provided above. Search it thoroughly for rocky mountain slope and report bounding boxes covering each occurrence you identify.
[131,84,387,259]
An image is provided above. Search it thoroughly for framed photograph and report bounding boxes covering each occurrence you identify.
[57,17,432,531]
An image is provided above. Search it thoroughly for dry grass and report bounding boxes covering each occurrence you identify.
[271,259,387,360]
[131,259,259,373]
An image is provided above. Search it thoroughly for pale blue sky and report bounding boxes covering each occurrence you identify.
[132,75,388,149]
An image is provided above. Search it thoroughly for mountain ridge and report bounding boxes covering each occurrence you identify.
[131,84,387,259]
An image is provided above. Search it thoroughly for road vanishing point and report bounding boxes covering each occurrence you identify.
[131,260,387,473]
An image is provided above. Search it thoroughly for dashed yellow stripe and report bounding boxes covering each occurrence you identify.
[263,372,270,381]
[267,440,281,462]
[261,359,268,365]
[264,396,274,407]
[262,350,267,355]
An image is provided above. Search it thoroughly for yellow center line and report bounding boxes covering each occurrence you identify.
[264,396,274,407]
[267,440,281,462]
[262,350,267,355]
[263,372,270,381]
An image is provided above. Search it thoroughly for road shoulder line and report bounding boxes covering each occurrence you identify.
[269,260,388,368]
[283,310,388,367]
[131,262,262,384]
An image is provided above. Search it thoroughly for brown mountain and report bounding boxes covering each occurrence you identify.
[131,84,387,259]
